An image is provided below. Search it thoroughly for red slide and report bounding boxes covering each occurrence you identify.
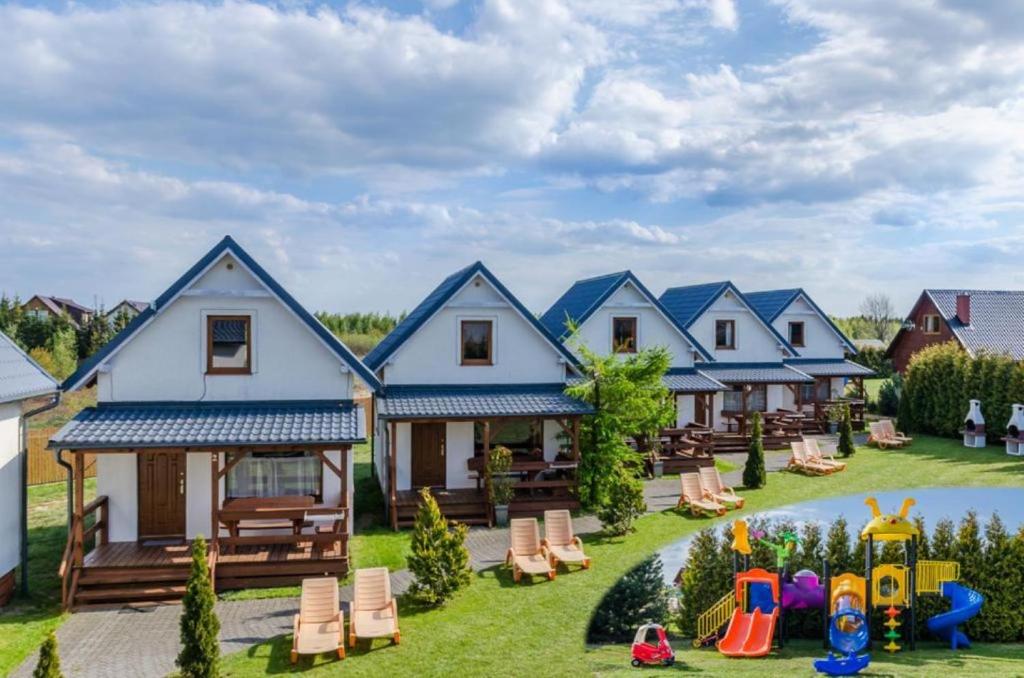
[716,607,779,657]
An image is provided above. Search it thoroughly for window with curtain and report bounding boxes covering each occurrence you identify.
[723,385,766,412]
[226,451,322,499]
[473,419,543,456]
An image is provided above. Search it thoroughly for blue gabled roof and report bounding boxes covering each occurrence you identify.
[747,288,857,354]
[659,281,799,356]
[0,330,58,404]
[540,271,713,362]
[63,236,382,392]
[377,383,593,419]
[363,261,582,373]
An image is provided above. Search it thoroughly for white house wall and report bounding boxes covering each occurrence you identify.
[445,422,476,490]
[381,274,566,385]
[572,283,696,368]
[0,403,22,576]
[96,253,354,402]
[772,296,847,359]
[675,394,695,428]
[97,454,138,542]
[689,292,787,363]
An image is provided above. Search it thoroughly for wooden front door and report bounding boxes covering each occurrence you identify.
[411,423,446,488]
[694,394,708,427]
[138,452,187,539]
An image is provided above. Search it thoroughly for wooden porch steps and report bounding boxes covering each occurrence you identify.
[73,583,188,604]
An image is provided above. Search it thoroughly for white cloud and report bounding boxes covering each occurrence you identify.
[706,0,738,30]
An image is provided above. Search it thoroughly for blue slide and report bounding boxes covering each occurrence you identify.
[927,581,984,650]
[813,608,870,676]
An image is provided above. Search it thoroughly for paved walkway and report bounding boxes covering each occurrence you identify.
[15,441,824,678]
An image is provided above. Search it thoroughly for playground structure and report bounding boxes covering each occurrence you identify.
[693,498,984,673]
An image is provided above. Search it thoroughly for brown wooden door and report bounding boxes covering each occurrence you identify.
[411,423,446,488]
[694,394,708,427]
[138,452,187,539]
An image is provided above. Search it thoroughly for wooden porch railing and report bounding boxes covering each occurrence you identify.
[813,398,866,428]
[216,505,350,559]
[60,495,108,610]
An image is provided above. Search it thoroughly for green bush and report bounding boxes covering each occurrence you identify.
[837,402,855,457]
[676,528,728,638]
[596,466,647,536]
[851,346,894,378]
[407,488,471,606]
[877,374,901,416]
[742,412,766,489]
[588,555,668,642]
[485,445,515,506]
[899,341,1024,437]
[177,536,220,678]
[33,632,63,678]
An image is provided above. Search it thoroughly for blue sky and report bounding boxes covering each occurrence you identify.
[1,0,1023,317]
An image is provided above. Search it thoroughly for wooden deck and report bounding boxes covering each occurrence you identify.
[395,488,490,528]
[69,539,348,608]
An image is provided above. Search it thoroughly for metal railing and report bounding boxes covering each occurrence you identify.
[693,591,739,648]
[917,560,960,593]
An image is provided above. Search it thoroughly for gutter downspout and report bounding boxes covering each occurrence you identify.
[21,393,61,597]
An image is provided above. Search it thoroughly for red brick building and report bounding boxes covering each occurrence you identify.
[887,289,1024,373]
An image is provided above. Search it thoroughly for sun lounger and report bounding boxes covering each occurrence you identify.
[349,567,400,647]
[802,438,847,472]
[677,472,727,516]
[291,577,344,663]
[506,518,555,583]
[698,466,745,508]
[869,421,905,449]
[880,420,913,445]
[542,509,590,570]
[788,441,834,475]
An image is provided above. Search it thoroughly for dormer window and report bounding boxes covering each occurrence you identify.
[207,315,251,374]
[612,316,638,354]
[715,319,736,349]
[461,320,493,365]
[788,321,805,347]
[922,314,941,334]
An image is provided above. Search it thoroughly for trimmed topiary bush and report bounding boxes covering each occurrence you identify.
[177,536,220,678]
[837,402,855,457]
[742,411,766,489]
[597,466,647,536]
[33,632,63,678]
[407,488,471,606]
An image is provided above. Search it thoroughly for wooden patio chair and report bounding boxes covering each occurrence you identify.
[291,577,344,664]
[697,466,745,508]
[868,422,904,449]
[542,509,590,570]
[677,472,726,517]
[506,518,555,583]
[802,438,847,472]
[880,420,913,445]
[787,441,833,475]
[349,567,400,647]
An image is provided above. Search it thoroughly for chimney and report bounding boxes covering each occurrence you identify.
[956,293,971,325]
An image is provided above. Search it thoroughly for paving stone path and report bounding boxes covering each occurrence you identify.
[16,439,840,678]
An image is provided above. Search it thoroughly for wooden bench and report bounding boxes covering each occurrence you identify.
[220,496,315,541]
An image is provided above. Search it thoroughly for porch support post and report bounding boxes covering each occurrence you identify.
[741,387,749,436]
[389,421,398,531]
[340,446,349,540]
[708,393,715,431]
[210,452,220,551]
[483,420,493,527]
[572,417,580,461]
[73,453,84,568]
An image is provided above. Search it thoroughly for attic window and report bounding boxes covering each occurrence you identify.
[207,315,251,374]
[460,320,492,366]
[922,314,941,334]
[612,317,638,353]
[788,321,805,347]
[715,320,736,350]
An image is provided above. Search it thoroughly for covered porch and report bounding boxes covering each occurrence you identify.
[49,401,363,609]
[784,358,875,432]
[377,384,593,529]
[654,367,727,472]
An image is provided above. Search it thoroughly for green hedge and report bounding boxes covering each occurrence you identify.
[897,341,1024,437]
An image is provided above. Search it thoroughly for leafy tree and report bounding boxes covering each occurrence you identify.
[33,632,63,678]
[407,488,471,606]
[596,465,646,536]
[78,310,113,359]
[0,294,24,339]
[860,293,896,342]
[589,555,668,642]
[17,314,52,351]
[742,411,766,489]
[28,347,57,378]
[837,402,855,457]
[111,307,134,333]
[824,516,853,574]
[565,339,673,507]
[677,528,728,638]
[177,536,220,678]
[47,326,78,380]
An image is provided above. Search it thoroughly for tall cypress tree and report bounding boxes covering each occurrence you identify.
[837,402,855,457]
[677,528,728,638]
[824,516,853,575]
[407,488,471,605]
[177,536,220,678]
[978,514,1019,641]
[954,512,985,638]
[742,412,766,489]
[33,632,63,678]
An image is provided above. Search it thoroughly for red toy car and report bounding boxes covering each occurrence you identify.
[631,623,676,667]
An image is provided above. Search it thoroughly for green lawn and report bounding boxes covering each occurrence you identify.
[0,479,96,676]
[220,437,1024,676]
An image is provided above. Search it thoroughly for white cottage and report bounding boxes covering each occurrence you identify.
[540,271,725,433]
[0,331,59,605]
[659,281,811,439]
[50,236,380,608]
[746,288,873,428]
[365,262,592,529]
